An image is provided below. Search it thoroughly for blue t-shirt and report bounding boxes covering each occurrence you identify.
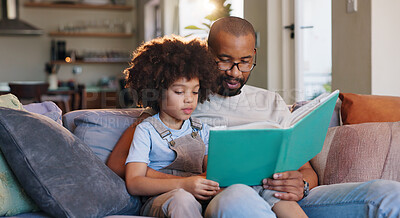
[125,113,210,171]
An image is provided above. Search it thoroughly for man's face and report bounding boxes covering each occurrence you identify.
[211,31,256,96]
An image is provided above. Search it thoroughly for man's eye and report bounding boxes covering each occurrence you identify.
[219,59,231,63]
[193,91,199,95]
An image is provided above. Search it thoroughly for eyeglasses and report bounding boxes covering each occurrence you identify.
[215,52,257,73]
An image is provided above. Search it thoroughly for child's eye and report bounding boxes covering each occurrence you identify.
[174,91,183,95]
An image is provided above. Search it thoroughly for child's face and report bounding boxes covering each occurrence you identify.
[160,77,200,122]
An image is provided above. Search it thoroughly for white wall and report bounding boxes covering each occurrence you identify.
[332,0,372,94]
[243,0,268,90]
[371,0,400,96]
[0,0,137,87]
[245,0,296,103]
[161,0,179,36]
[332,0,400,96]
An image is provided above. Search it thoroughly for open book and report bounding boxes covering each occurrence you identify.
[206,90,339,187]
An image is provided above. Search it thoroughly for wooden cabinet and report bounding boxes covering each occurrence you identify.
[86,91,119,109]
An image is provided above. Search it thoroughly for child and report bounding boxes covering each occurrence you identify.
[124,36,308,218]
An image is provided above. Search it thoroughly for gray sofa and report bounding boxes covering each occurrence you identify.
[0,93,341,217]
[2,92,399,217]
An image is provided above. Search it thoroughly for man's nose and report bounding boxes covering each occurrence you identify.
[226,64,242,78]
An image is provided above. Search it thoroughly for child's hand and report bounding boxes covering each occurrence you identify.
[181,176,220,200]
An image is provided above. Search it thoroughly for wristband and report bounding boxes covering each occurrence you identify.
[302,180,310,199]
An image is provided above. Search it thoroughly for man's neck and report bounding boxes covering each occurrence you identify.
[218,86,244,97]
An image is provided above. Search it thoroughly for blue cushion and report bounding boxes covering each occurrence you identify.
[0,107,141,217]
[23,101,62,125]
[73,109,142,163]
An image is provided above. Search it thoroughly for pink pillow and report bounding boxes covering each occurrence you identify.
[311,121,400,185]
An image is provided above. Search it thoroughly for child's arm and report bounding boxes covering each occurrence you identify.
[126,162,220,200]
[146,167,182,179]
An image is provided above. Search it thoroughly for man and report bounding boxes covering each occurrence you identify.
[108,17,400,217]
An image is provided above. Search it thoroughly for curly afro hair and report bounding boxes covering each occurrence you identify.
[124,35,219,112]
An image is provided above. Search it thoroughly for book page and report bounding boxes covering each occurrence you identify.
[210,90,339,131]
[211,120,282,130]
[280,90,339,128]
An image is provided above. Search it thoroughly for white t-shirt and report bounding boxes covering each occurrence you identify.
[192,85,291,127]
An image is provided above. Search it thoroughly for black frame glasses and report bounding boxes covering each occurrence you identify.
[215,50,257,73]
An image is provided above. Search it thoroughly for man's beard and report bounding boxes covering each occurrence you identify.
[217,75,246,96]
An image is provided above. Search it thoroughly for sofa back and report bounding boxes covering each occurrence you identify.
[63,108,144,163]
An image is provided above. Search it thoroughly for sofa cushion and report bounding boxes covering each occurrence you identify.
[23,101,63,125]
[0,107,140,217]
[0,94,26,111]
[0,142,39,216]
[311,121,400,185]
[72,109,143,163]
[339,93,400,125]
[0,94,39,216]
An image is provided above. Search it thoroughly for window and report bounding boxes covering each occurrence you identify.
[179,0,244,39]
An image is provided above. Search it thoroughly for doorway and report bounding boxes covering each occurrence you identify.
[293,0,332,100]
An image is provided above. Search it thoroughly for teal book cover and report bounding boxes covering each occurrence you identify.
[206,90,339,187]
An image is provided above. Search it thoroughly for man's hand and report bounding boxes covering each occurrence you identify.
[262,171,304,201]
[181,176,220,200]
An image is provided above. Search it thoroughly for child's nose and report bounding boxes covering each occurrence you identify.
[184,93,194,103]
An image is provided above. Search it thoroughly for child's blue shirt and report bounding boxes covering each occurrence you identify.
[125,113,210,171]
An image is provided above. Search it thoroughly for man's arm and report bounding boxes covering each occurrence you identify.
[106,113,151,179]
[262,161,318,201]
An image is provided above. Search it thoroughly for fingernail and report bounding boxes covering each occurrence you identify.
[275,193,281,197]
[264,185,269,189]
[262,179,267,183]
[273,174,281,179]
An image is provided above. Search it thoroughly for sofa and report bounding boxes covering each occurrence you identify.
[0,92,399,217]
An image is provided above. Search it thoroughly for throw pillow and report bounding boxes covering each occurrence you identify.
[0,107,141,217]
[0,94,39,216]
[0,94,26,111]
[23,101,63,125]
[311,121,400,185]
[0,150,39,216]
[339,93,400,125]
[73,109,143,163]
